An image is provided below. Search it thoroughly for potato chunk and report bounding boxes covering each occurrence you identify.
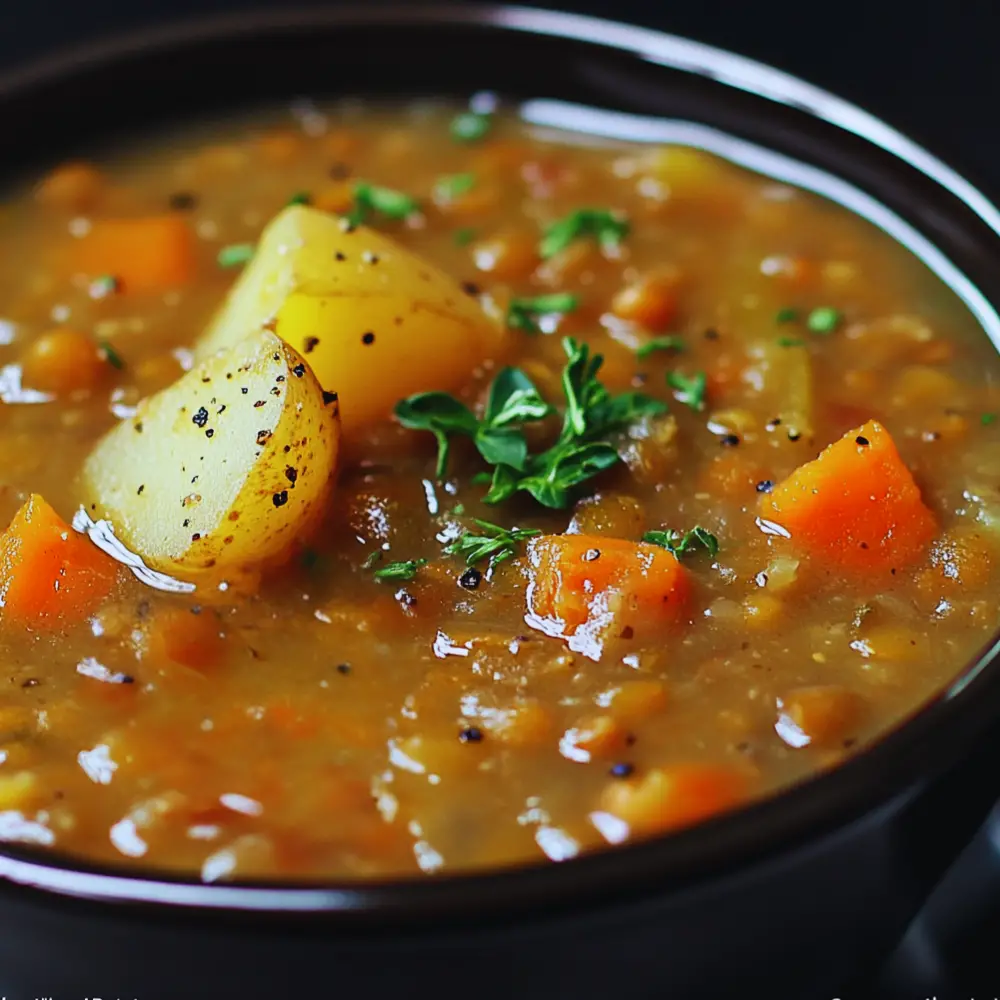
[80,330,339,586]
[196,205,505,431]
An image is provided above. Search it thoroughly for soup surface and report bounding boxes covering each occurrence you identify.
[0,100,997,880]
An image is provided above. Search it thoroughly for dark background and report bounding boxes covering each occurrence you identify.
[0,0,997,196]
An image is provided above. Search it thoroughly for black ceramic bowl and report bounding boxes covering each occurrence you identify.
[2,6,1000,999]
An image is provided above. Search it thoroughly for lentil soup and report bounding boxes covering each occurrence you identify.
[0,100,997,880]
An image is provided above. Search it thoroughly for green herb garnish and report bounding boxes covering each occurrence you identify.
[362,551,382,570]
[777,336,805,348]
[483,338,666,509]
[451,111,492,143]
[982,413,997,426]
[444,518,541,567]
[287,191,312,206]
[346,181,419,225]
[540,209,629,259]
[434,173,476,202]
[666,370,707,411]
[636,336,685,360]
[373,559,427,582]
[394,367,553,478]
[217,243,255,268]
[643,526,719,559]
[98,341,125,370]
[507,292,580,334]
[395,338,666,509]
[806,306,841,334]
[454,227,476,246]
[775,307,799,324]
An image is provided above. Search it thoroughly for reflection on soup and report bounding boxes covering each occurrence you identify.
[0,100,997,880]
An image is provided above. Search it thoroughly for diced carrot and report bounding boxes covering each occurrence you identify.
[71,215,196,292]
[471,229,539,281]
[776,686,864,748]
[0,495,119,628]
[475,698,553,748]
[759,420,936,573]
[598,679,670,724]
[526,534,691,655]
[600,763,746,836]
[560,714,627,762]
[611,268,680,331]
[20,328,106,395]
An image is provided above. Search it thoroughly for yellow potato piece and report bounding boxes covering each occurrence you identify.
[80,330,340,587]
[196,205,506,431]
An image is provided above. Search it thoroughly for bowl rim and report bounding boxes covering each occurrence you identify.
[1,1,1000,920]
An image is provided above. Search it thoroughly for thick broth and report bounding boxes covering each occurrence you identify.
[0,101,997,879]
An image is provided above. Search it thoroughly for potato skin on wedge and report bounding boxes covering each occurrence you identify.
[80,330,340,587]
[195,205,506,431]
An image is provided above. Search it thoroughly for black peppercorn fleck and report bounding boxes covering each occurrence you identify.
[272,491,289,508]
[285,466,298,485]
[720,433,740,447]
[856,435,870,446]
[459,727,483,743]
[168,191,198,211]
[304,337,320,353]
[336,663,351,675]
[459,567,482,590]
[755,480,774,493]
[292,363,305,378]
[323,390,338,405]
[192,406,209,428]
[609,762,635,778]
[362,331,375,345]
